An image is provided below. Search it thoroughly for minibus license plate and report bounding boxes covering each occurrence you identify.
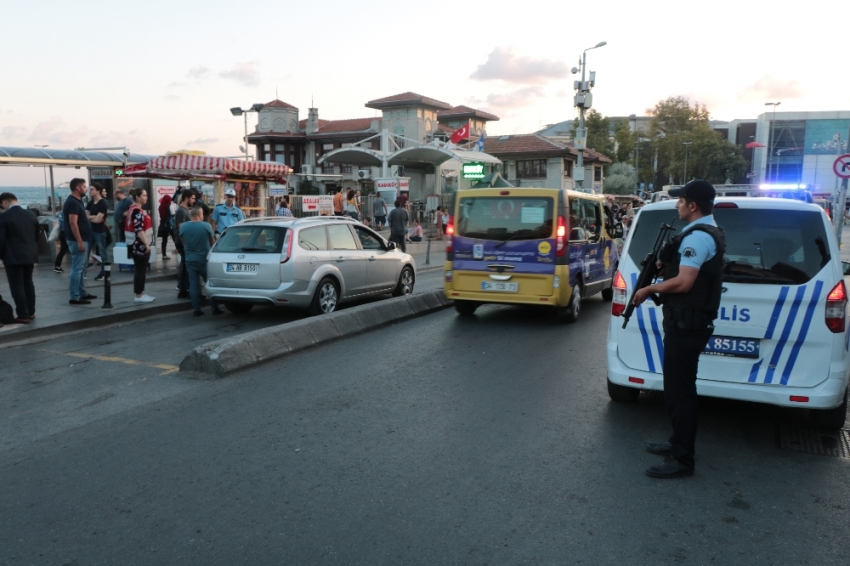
[226,263,258,273]
[703,336,759,358]
[482,281,518,292]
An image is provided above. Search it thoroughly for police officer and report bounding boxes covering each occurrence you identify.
[632,179,725,479]
[210,188,244,238]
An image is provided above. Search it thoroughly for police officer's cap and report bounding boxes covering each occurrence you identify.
[668,179,715,202]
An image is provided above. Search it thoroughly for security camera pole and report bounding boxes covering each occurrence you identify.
[572,41,606,192]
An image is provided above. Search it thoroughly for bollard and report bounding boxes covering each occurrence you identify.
[102,262,113,309]
[425,238,431,265]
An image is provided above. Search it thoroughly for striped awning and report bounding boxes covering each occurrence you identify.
[123,155,292,182]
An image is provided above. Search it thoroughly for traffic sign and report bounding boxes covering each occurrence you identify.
[834,154,850,179]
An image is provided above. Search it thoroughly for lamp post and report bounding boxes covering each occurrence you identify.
[571,41,607,191]
[765,101,781,182]
[682,141,693,183]
[230,103,265,161]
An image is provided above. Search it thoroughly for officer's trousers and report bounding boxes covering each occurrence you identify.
[662,318,714,470]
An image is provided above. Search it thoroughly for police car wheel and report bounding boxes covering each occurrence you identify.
[607,379,640,403]
[455,300,479,316]
[224,302,253,314]
[808,388,848,430]
[557,284,581,323]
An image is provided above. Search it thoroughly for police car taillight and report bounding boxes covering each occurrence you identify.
[825,280,846,333]
[612,270,627,317]
[556,215,567,257]
[281,230,293,263]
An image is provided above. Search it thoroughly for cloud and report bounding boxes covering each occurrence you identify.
[168,82,187,88]
[187,66,210,79]
[186,137,219,145]
[49,126,89,145]
[220,61,260,86]
[471,47,569,84]
[740,76,804,100]
[166,95,180,101]
[2,126,26,139]
[29,116,65,140]
[87,131,149,152]
[476,86,545,111]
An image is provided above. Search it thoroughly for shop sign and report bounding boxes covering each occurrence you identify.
[269,187,288,197]
[398,177,410,191]
[376,178,398,190]
[462,162,486,179]
[89,168,114,179]
[303,196,334,215]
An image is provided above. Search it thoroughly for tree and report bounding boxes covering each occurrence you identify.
[297,180,319,195]
[613,119,634,164]
[571,109,615,161]
[603,162,636,194]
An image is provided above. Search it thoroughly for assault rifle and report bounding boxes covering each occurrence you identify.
[622,221,677,329]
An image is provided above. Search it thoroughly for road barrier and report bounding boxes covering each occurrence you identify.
[179,290,453,378]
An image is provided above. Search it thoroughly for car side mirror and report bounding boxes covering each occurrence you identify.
[842,261,850,276]
[387,241,397,251]
[614,223,624,238]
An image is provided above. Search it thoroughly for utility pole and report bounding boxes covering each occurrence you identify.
[571,41,606,192]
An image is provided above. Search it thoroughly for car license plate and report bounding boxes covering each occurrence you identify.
[481,281,518,292]
[703,336,759,358]
[226,263,258,273]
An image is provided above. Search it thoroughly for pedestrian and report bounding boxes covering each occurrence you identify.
[174,189,196,299]
[210,188,245,238]
[86,183,109,281]
[434,206,443,239]
[409,219,423,242]
[362,216,372,228]
[157,194,174,260]
[179,205,222,316]
[275,196,293,217]
[112,188,133,244]
[345,188,360,220]
[53,211,69,273]
[441,208,449,236]
[333,187,345,217]
[0,192,39,323]
[387,199,409,253]
[631,179,725,479]
[63,178,96,305]
[124,188,155,303]
[373,191,387,230]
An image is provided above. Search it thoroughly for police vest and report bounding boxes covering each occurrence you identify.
[660,224,726,329]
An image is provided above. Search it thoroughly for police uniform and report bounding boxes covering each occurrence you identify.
[212,202,244,236]
[649,179,726,477]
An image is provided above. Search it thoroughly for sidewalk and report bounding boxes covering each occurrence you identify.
[0,241,446,344]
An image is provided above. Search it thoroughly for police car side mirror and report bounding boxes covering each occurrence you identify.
[842,261,850,276]
[614,223,624,239]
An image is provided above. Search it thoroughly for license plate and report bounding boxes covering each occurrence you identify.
[226,263,258,273]
[482,281,518,292]
[703,336,760,358]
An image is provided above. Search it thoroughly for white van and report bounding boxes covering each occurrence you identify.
[606,197,849,428]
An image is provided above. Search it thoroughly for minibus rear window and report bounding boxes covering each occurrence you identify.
[456,196,554,241]
[629,209,830,285]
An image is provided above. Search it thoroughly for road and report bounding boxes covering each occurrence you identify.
[2,281,849,565]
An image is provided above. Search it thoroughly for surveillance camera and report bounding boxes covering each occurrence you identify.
[571,67,579,74]
[122,148,130,156]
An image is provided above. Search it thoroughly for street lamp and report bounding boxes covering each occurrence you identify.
[571,41,607,191]
[765,101,781,182]
[682,141,693,183]
[230,103,265,160]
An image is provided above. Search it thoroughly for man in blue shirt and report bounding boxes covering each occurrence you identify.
[210,188,244,238]
[179,206,222,316]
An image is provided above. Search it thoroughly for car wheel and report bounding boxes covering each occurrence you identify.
[607,379,641,402]
[454,300,479,316]
[557,283,581,323]
[392,266,414,297]
[808,388,848,429]
[308,277,339,316]
[224,302,254,314]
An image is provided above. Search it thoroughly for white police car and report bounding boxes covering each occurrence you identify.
[607,197,849,429]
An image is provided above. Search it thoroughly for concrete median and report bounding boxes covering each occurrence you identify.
[179,290,453,378]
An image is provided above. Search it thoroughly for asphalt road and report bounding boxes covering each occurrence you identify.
[2,286,849,565]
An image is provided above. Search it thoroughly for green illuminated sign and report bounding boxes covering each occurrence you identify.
[114,168,124,177]
[462,162,486,179]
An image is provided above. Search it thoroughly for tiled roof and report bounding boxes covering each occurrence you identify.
[365,92,452,110]
[316,118,376,134]
[298,118,331,130]
[247,131,306,139]
[437,105,500,122]
[263,99,298,110]
[436,123,455,134]
[484,133,611,162]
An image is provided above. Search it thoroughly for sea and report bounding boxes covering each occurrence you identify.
[0,186,64,208]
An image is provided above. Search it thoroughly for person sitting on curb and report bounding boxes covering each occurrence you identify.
[409,220,423,242]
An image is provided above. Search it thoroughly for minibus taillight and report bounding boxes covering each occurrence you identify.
[556,215,567,257]
[825,280,846,333]
[445,215,454,253]
[611,270,627,317]
[281,230,293,263]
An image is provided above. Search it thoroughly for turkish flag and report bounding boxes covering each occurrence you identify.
[745,141,765,149]
[450,123,470,144]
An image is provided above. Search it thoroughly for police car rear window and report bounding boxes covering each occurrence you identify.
[456,196,554,241]
[214,226,286,254]
[629,209,830,285]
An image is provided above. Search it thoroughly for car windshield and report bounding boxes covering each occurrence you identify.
[628,208,830,285]
[214,226,287,254]
[456,196,554,241]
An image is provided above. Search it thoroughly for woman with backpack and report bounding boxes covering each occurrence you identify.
[124,188,155,303]
[157,194,173,260]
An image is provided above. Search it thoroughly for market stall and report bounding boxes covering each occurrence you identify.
[123,153,292,219]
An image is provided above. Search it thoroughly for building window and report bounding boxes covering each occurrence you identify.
[323,143,334,151]
[322,163,335,174]
[594,166,602,182]
[563,159,572,177]
[516,159,547,178]
[341,164,353,174]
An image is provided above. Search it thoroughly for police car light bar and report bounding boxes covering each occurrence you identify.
[759,183,808,190]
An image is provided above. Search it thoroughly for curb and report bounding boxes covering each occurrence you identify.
[179,289,453,378]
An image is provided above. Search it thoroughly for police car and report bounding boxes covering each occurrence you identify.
[607,197,849,429]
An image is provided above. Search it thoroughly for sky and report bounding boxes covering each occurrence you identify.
[1,0,848,185]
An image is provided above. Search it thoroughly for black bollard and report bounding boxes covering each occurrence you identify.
[425,238,431,265]
[102,262,113,309]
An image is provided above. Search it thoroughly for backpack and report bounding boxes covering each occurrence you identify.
[0,295,14,324]
[169,204,179,236]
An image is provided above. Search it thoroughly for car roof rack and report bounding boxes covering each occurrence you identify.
[233,215,360,227]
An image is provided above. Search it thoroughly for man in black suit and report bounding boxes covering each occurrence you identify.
[0,192,40,324]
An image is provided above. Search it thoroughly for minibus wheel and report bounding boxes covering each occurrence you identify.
[557,284,581,323]
[455,300,479,316]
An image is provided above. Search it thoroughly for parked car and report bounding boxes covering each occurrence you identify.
[205,216,416,315]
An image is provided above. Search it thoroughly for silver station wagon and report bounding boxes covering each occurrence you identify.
[205,216,416,315]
